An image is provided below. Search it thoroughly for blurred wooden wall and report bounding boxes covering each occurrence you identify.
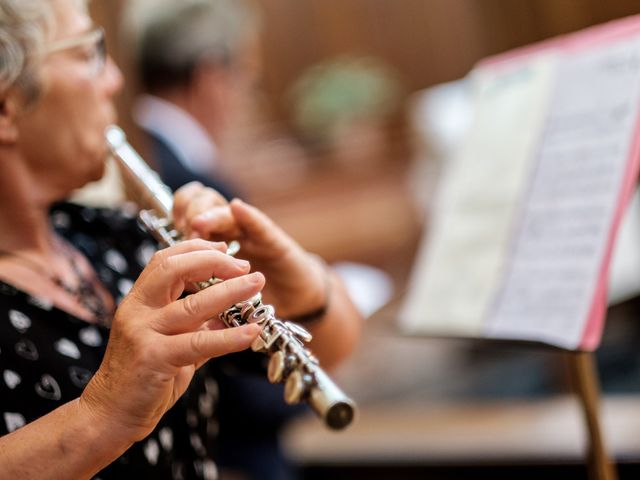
[255,0,640,124]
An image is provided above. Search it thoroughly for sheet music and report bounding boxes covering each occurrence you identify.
[487,37,640,348]
[400,55,556,336]
[400,21,640,350]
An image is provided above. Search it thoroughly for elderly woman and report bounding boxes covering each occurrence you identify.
[0,0,362,478]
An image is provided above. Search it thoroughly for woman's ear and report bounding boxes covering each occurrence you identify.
[0,93,20,145]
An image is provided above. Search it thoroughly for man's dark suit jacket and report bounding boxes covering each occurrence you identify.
[144,129,239,200]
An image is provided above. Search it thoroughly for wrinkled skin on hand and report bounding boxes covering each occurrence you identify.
[80,239,264,442]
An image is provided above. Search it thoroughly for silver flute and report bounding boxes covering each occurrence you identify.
[105,126,356,430]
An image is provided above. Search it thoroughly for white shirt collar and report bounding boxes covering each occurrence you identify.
[133,94,218,174]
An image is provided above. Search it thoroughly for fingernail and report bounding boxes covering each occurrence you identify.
[234,258,250,268]
[243,323,261,336]
[248,272,263,284]
[196,210,217,221]
[250,323,261,334]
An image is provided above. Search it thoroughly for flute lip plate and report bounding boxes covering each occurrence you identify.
[105,125,125,150]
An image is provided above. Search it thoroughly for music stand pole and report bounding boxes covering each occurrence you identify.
[567,351,617,480]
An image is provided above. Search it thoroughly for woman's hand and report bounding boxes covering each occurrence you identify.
[173,182,326,319]
[79,239,264,442]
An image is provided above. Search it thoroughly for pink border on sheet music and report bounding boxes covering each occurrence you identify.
[582,110,640,350]
[479,15,640,351]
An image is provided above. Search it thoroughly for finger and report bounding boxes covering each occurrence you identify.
[200,317,226,331]
[136,239,228,284]
[228,199,292,256]
[156,271,264,334]
[173,181,204,231]
[183,189,228,238]
[190,205,243,240]
[166,323,261,367]
[193,317,228,369]
[135,249,253,306]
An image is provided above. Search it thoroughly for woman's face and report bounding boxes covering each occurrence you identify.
[15,0,123,200]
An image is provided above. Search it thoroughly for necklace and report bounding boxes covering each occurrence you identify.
[0,245,112,326]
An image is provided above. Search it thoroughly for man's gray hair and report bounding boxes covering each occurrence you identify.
[124,0,259,93]
[0,0,89,102]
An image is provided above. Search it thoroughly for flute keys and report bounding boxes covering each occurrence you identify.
[284,370,305,404]
[226,240,241,257]
[284,321,312,343]
[268,351,286,383]
[250,304,275,324]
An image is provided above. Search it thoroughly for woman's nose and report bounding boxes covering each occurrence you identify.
[102,56,124,98]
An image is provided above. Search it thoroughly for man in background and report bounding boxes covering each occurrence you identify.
[126,0,263,198]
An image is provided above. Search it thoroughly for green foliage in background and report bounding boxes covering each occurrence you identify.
[289,55,403,146]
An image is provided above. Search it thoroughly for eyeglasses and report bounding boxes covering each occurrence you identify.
[47,27,106,77]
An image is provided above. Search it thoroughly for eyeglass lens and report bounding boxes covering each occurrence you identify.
[91,31,106,76]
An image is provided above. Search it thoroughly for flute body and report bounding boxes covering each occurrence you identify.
[106,126,355,430]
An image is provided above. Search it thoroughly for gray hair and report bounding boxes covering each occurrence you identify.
[0,0,88,103]
[0,0,53,101]
[124,0,259,93]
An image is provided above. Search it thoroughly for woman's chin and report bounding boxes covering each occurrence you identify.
[75,159,107,190]
[88,161,107,184]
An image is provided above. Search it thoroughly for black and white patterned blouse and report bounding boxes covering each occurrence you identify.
[0,203,220,479]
